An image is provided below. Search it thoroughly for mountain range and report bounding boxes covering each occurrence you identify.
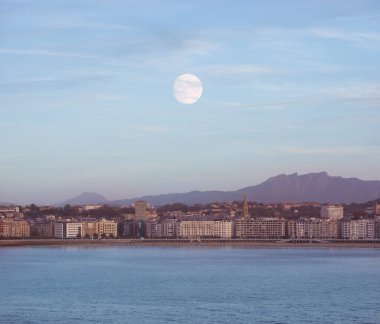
[56,172,380,206]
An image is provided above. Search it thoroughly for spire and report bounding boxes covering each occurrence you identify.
[242,195,249,220]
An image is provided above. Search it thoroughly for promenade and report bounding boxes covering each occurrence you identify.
[1,238,380,248]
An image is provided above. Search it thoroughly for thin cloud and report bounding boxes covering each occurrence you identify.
[0,75,113,94]
[310,27,380,44]
[319,84,380,102]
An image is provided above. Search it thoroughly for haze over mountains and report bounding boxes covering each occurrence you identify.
[56,172,380,206]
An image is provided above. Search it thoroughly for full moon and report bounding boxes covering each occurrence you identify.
[173,74,203,104]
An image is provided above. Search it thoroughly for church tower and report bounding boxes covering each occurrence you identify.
[242,195,249,219]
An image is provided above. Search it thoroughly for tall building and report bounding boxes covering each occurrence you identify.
[321,205,344,221]
[242,195,249,219]
[134,200,148,220]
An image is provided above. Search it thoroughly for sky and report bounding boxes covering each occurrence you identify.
[1,0,380,204]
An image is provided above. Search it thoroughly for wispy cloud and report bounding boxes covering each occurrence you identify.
[309,28,380,43]
[319,84,380,103]
[0,75,112,94]
[217,84,380,112]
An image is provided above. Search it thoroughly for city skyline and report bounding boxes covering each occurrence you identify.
[1,0,380,204]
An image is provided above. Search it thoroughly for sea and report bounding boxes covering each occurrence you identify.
[0,246,379,324]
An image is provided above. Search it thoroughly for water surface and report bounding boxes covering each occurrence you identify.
[0,247,379,323]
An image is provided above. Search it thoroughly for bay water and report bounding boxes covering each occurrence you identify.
[0,247,379,323]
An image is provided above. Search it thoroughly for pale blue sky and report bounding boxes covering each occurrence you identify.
[1,0,380,204]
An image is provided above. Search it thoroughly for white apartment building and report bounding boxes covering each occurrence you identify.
[341,219,375,239]
[66,222,83,238]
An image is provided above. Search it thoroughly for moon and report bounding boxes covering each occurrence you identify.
[173,74,203,104]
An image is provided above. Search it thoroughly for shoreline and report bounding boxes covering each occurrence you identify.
[1,239,380,248]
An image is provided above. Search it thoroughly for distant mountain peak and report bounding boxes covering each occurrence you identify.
[77,192,106,199]
[57,192,109,206]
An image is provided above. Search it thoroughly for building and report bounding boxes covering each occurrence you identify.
[83,205,103,211]
[177,220,233,238]
[0,219,30,238]
[30,222,54,238]
[134,200,148,220]
[288,218,340,239]
[144,219,178,238]
[81,219,97,238]
[54,222,83,238]
[161,219,177,238]
[341,220,350,239]
[341,219,375,239]
[328,220,341,239]
[373,201,380,216]
[122,221,144,238]
[242,195,249,219]
[66,222,83,238]
[54,222,65,238]
[0,206,20,214]
[96,219,117,238]
[236,218,286,238]
[145,221,160,238]
[374,216,380,239]
[321,205,344,221]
